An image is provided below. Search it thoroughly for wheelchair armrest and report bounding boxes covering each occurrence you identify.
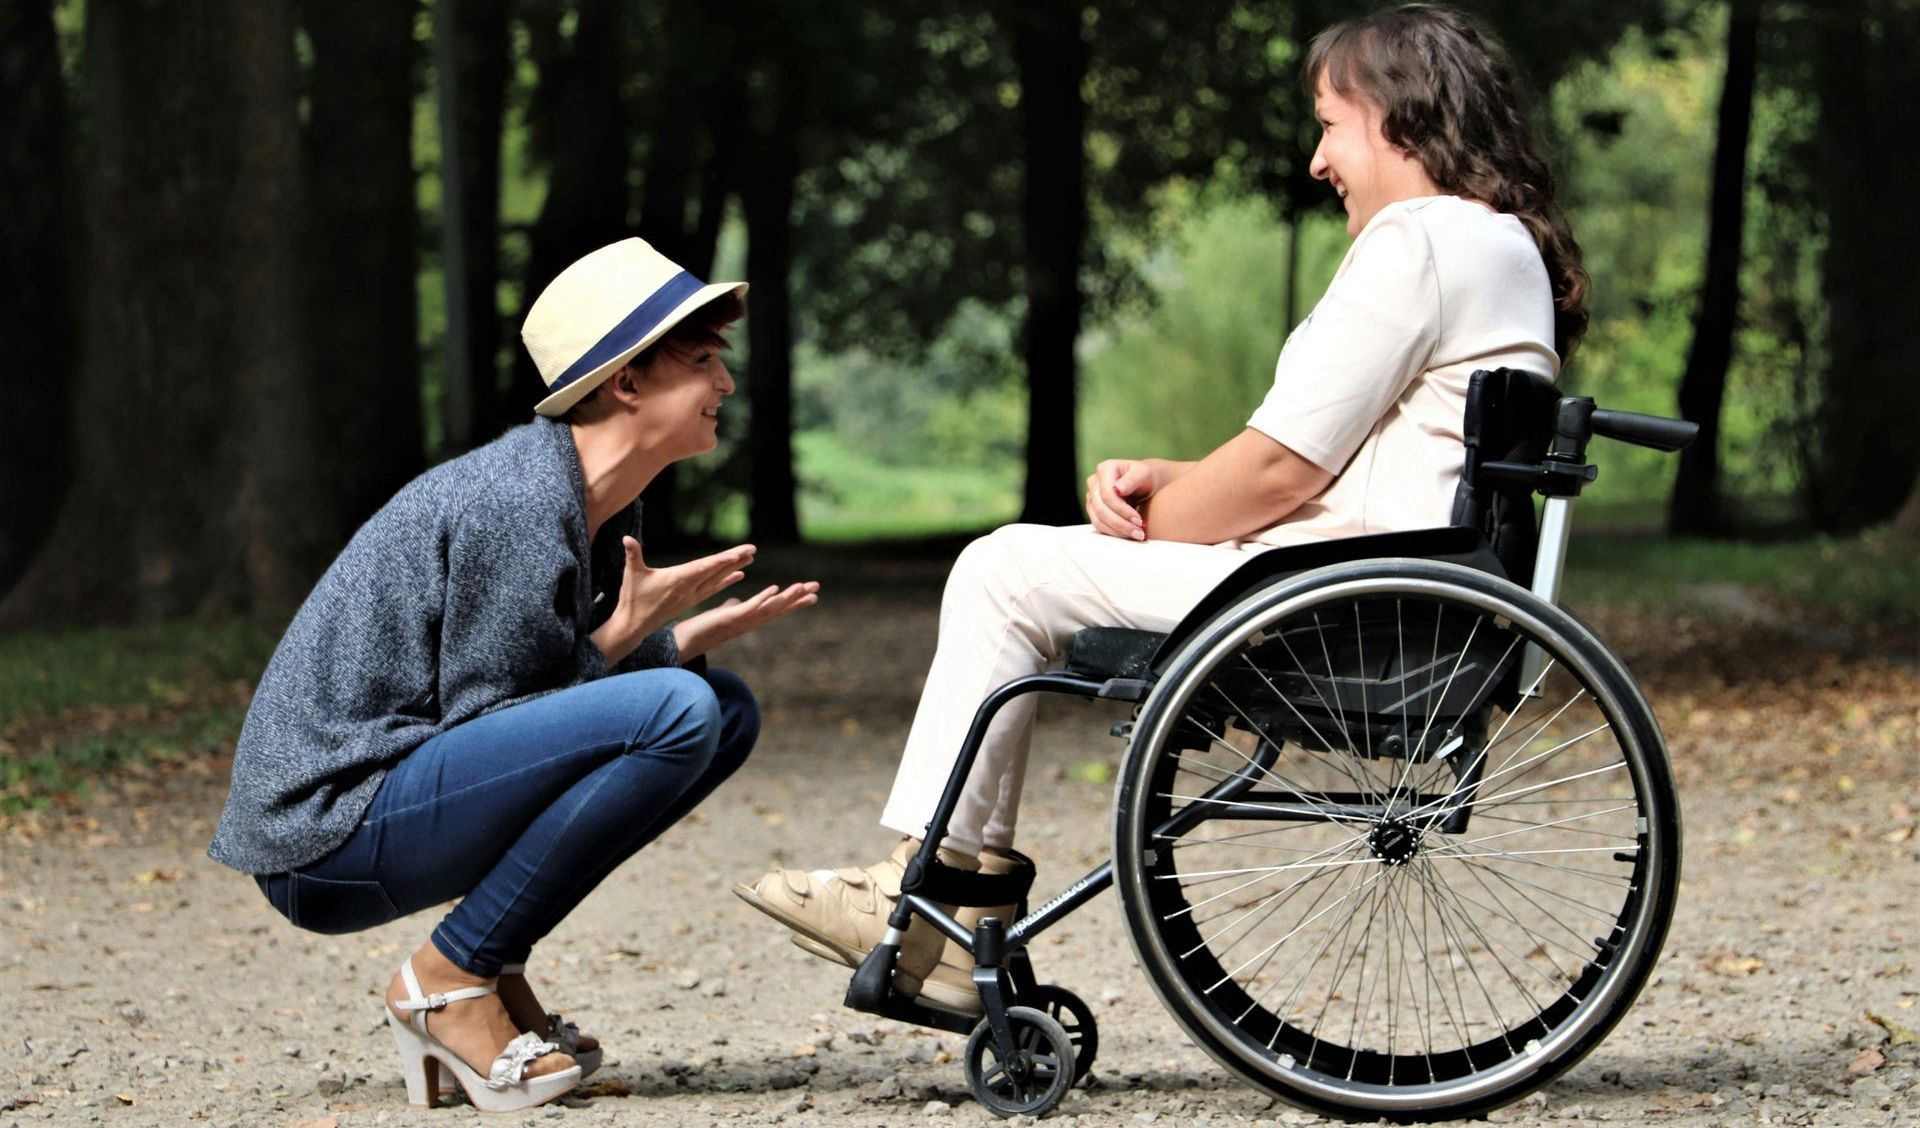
[1065,627,1165,681]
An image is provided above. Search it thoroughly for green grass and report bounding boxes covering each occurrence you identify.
[1565,528,1920,629]
[794,431,1021,543]
[3,511,1910,816]
[0,619,279,815]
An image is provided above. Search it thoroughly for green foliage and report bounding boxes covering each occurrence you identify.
[0,620,273,721]
[1550,19,1714,503]
[795,299,1022,468]
[0,619,278,813]
[1551,7,1829,517]
[1565,529,1920,632]
[786,295,1025,540]
[1079,195,1347,466]
[399,0,1853,539]
[793,431,1019,542]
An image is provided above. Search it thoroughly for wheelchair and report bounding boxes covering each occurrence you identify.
[839,368,1698,1121]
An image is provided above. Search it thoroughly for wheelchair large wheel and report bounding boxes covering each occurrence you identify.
[1113,560,1680,1121]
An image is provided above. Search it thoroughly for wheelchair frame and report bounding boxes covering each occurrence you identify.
[837,369,1698,1120]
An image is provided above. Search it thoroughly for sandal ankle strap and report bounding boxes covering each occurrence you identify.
[395,957,499,1013]
[392,986,496,1012]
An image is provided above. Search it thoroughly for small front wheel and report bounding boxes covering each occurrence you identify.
[965,1005,1075,1118]
[1022,985,1099,1087]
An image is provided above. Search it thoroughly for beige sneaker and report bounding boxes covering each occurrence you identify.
[734,838,978,992]
[904,849,1031,1015]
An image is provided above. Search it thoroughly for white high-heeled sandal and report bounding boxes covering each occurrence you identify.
[436,961,604,1090]
[387,958,581,1111]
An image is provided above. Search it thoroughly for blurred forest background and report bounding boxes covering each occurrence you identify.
[4,0,1920,813]
[5,0,1920,624]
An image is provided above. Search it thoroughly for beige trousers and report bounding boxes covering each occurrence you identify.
[879,523,1265,856]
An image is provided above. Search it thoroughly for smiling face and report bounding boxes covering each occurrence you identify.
[1309,76,1442,238]
[627,338,735,462]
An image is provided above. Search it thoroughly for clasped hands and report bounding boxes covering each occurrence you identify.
[590,538,820,666]
[1085,458,1160,541]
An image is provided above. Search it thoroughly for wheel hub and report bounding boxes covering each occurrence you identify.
[1368,818,1423,866]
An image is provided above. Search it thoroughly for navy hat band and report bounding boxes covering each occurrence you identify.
[547,270,707,395]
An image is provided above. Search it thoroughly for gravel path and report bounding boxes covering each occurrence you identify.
[5,553,1917,1127]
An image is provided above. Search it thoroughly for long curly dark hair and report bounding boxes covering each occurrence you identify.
[1304,4,1589,360]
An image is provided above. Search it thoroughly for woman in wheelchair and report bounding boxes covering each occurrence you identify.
[739,2,1588,1018]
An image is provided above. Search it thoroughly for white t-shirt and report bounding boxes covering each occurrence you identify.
[1243,195,1557,547]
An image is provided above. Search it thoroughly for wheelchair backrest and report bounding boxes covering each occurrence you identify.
[1143,367,1556,675]
[1450,367,1560,587]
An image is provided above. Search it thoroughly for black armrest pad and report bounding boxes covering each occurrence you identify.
[1065,627,1165,681]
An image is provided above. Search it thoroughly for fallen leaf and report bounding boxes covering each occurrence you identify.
[1702,951,1764,976]
[113,1093,135,1106]
[1866,1012,1918,1046]
[1847,1048,1885,1077]
[1654,1091,1716,1109]
[134,869,182,885]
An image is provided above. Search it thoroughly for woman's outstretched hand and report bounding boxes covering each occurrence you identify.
[673,579,821,662]
[1086,459,1157,540]
[591,538,755,666]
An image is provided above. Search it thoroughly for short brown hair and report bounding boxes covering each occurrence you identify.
[631,290,745,371]
[564,290,746,422]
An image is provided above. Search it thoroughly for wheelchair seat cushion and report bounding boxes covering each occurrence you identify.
[1065,627,1165,681]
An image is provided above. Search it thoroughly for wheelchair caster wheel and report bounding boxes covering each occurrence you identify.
[1023,985,1098,1086]
[964,1005,1074,1118]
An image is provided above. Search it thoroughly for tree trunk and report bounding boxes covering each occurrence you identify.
[299,0,421,536]
[743,125,800,544]
[1013,1,1089,526]
[632,16,707,551]
[1808,2,1920,532]
[637,43,701,268]
[510,0,630,422]
[1891,472,1920,541]
[1,0,318,626]
[0,0,74,600]
[453,0,513,444]
[642,71,748,551]
[1669,0,1760,535]
[688,73,748,282]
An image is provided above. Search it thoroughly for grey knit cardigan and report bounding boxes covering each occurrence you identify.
[209,417,678,875]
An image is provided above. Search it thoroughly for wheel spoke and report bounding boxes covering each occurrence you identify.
[1121,574,1674,1103]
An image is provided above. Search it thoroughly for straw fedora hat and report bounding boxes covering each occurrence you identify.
[522,238,747,418]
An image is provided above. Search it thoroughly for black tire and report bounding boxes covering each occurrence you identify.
[1112,560,1681,1121]
[964,1005,1075,1118]
[1022,984,1099,1086]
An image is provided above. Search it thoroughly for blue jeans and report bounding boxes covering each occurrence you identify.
[257,665,758,974]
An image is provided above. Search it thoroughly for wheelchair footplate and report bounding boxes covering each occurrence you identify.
[840,852,1101,1117]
